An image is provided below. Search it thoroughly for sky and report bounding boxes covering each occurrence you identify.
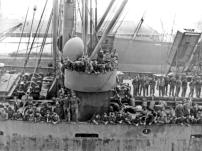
[1,0,202,33]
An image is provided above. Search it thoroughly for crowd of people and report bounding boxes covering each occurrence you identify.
[131,74,202,98]
[91,84,202,126]
[63,49,118,74]
[13,73,54,100]
[0,89,80,124]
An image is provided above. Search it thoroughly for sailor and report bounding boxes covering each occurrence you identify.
[169,76,176,97]
[70,91,80,122]
[132,76,139,97]
[189,78,195,98]
[149,76,156,96]
[175,77,181,97]
[181,76,188,97]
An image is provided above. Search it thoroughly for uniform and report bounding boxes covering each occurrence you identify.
[132,77,139,97]
[157,77,165,97]
[175,78,181,97]
[149,78,156,96]
[70,95,80,122]
[169,76,176,97]
[138,76,144,96]
[144,77,150,96]
[63,96,71,122]
[181,78,187,97]
[195,79,201,98]
[164,76,169,96]
[189,80,195,97]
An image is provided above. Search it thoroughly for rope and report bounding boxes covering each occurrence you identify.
[25,7,36,56]
[22,0,49,74]
[26,9,53,98]
[13,7,30,65]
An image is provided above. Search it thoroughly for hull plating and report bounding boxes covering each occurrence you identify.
[0,121,201,151]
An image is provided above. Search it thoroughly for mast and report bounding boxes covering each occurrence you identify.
[82,0,88,55]
[89,0,93,50]
[94,0,97,31]
[96,0,116,32]
[53,0,59,73]
[89,0,128,60]
[63,0,75,47]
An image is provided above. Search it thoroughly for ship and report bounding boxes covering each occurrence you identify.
[0,0,202,151]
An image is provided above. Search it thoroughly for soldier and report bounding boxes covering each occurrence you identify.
[181,76,188,97]
[175,77,181,97]
[199,77,202,98]
[97,50,105,64]
[149,76,156,96]
[175,102,184,124]
[169,76,176,97]
[189,78,195,98]
[63,95,71,122]
[70,91,80,122]
[132,76,139,97]
[195,77,202,98]
[157,77,165,97]
[139,75,144,96]
[164,76,169,96]
[144,76,150,96]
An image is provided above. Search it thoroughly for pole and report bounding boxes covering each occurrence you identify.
[95,0,97,31]
[90,0,93,50]
[96,0,116,32]
[84,0,88,54]
[63,0,74,47]
[53,0,59,73]
[89,0,128,60]
[26,7,36,54]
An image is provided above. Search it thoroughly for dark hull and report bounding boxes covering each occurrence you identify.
[0,121,201,151]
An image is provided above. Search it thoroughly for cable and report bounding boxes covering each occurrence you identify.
[13,7,30,66]
[22,0,49,74]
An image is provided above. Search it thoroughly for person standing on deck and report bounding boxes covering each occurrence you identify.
[157,77,165,97]
[175,77,182,97]
[189,78,195,98]
[70,91,80,122]
[149,76,156,96]
[139,75,144,96]
[181,76,188,97]
[132,76,139,97]
[169,76,176,97]
[199,77,202,98]
[164,76,169,96]
[195,77,201,98]
[144,76,150,96]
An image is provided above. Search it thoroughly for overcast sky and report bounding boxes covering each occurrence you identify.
[1,0,202,33]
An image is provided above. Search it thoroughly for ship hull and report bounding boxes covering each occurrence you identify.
[0,121,201,151]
